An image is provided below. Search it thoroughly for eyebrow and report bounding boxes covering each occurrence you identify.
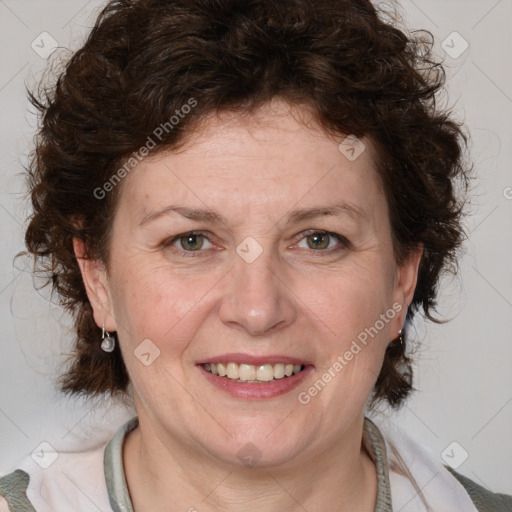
[287,203,367,224]
[139,206,224,227]
[138,202,367,227]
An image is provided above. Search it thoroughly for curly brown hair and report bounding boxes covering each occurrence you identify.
[24,0,470,408]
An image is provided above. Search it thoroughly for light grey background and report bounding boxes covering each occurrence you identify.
[1,0,511,496]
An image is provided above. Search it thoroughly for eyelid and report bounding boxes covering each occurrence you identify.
[161,229,350,255]
[293,229,351,251]
[162,230,216,253]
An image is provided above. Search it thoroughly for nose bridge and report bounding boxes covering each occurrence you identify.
[219,238,296,335]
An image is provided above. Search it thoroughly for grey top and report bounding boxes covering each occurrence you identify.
[1,416,511,511]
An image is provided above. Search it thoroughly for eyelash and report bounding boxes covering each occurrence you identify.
[162,230,350,257]
[295,229,351,253]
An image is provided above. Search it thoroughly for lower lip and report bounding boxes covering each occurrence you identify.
[198,364,314,399]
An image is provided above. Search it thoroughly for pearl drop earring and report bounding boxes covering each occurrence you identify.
[100,324,115,352]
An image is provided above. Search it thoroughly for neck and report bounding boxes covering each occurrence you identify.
[123,417,377,512]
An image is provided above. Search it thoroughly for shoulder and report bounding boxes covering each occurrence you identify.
[0,469,35,512]
[366,415,512,512]
[0,442,111,512]
[445,466,512,512]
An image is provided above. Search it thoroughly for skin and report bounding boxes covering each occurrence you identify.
[76,100,422,511]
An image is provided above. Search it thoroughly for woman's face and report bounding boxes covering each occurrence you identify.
[84,101,421,467]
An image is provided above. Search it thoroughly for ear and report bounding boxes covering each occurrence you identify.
[390,243,423,334]
[73,238,117,332]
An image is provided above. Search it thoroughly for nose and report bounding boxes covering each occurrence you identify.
[218,246,297,336]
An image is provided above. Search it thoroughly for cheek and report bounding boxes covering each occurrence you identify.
[109,266,207,399]
[300,257,394,341]
[109,262,209,348]
[296,263,394,418]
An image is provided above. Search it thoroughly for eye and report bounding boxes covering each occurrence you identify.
[296,230,349,251]
[168,232,213,252]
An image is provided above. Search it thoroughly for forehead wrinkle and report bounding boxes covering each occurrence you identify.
[138,200,368,231]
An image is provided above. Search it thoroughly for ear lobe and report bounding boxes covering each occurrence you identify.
[73,238,117,332]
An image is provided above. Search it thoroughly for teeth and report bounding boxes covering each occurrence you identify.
[274,363,285,379]
[239,363,256,381]
[217,362,227,377]
[227,362,239,379]
[203,362,305,382]
[256,364,274,382]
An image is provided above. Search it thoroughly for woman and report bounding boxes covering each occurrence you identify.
[1,0,510,510]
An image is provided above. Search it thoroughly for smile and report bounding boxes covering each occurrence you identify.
[202,362,305,382]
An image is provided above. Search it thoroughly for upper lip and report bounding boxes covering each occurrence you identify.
[197,353,313,366]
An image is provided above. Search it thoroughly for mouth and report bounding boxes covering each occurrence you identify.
[197,355,313,399]
[202,362,306,383]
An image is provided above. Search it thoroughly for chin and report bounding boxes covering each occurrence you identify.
[200,419,312,469]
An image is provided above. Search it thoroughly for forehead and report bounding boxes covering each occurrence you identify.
[116,101,385,223]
